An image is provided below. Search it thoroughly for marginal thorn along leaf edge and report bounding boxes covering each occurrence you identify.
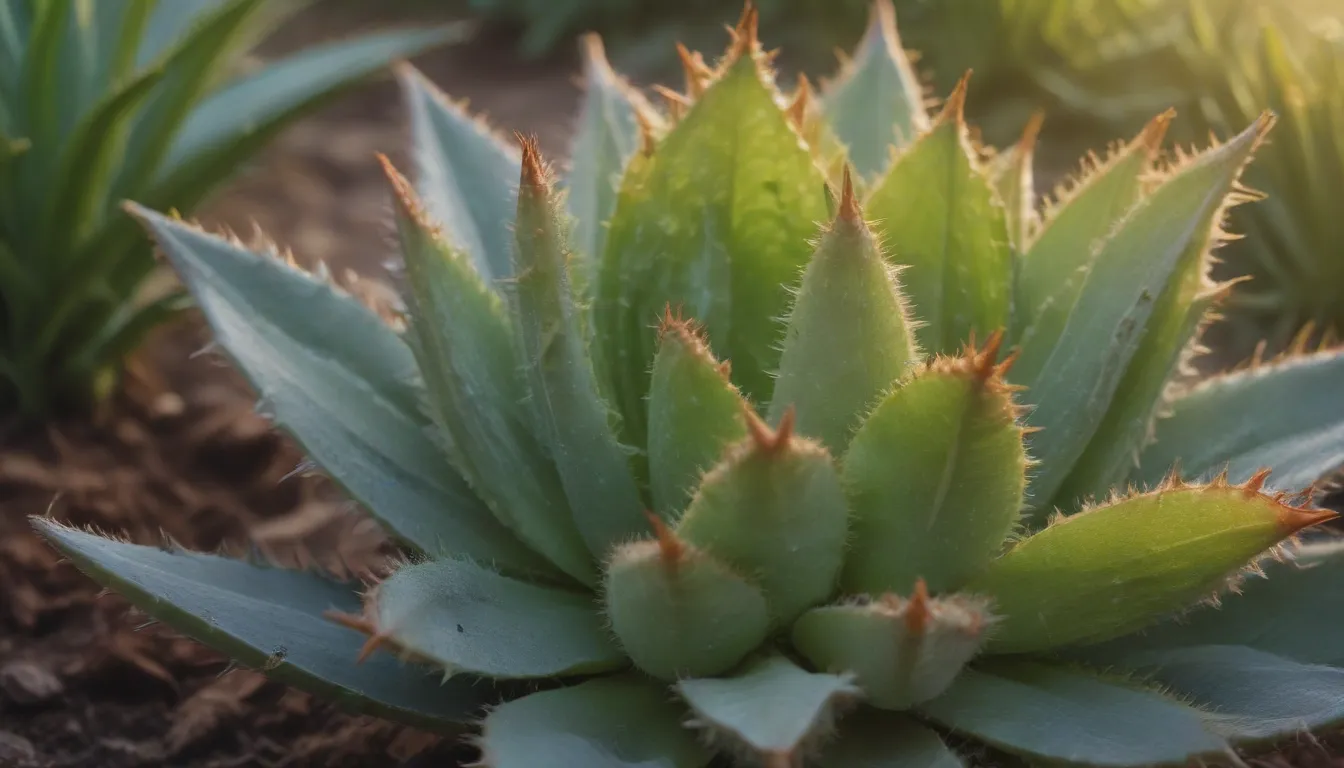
[658,304,736,383]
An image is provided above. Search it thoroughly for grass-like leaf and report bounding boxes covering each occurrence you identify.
[33,519,494,730]
[368,558,625,679]
[477,676,710,768]
[918,661,1230,765]
[676,655,861,765]
[128,206,546,576]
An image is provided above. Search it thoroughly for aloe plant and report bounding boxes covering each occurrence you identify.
[0,0,463,422]
[35,4,1344,766]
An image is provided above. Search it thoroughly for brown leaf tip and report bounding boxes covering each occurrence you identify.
[377,153,443,239]
[676,42,712,98]
[902,578,932,634]
[786,73,812,130]
[1139,108,1176,154]
[936,71,971,126]
[1017,111,1046,153]
[727,1,761,60]
[515,132,549,194]
[745,405,794,454]
[963,328,1015,381]
[645,510,686,569]
[835,165,863,226]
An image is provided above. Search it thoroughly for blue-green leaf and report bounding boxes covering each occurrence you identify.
[478,676,710,768]
[1134,347,1344,493]
[917,662,1230,765]
[33,519,494,729]
[398,64,521,285]
[1019,116,1269,512]
[1107,645,1344,742]
[675,655,861,764]
[128,206,546,577]
[819,711,963,768]
[821,0,929,180]
[368,558,624,679]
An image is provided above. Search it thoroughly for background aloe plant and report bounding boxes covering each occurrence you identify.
[0,0,463,423]
[33,4,1344,766]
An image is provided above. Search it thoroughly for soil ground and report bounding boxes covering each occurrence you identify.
[1,3,1342,767]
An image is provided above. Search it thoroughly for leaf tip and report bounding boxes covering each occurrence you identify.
[746,404,795,453]
[644,510,686,568]
[834,165,863,225]
[936,71,971,126]
[727,1,761,61]
[902,578,931,634]
[1139,107,1177,153]
[514,132,549,194]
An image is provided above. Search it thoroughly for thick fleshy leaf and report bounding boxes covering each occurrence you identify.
[1018,116,1269,511]
[768,178,920,455]
[398,64,521,284]
[1107,645,1344,742]
[793,585,991,710]
[34,520,494,729]
[563,34,650,269]
[821,0,929,180]
[154,26,463,206]
[863,79,1011,355]
[676,655,861,764]
[819,711,962,768]
[917,662,1229,765]
[1074,541,1344,666]
[508,142,643,560]
[675,414,849,625]
[127,206,544,575]
[596,44,830,417]
[1009,112,1168,356]
[384,163,593,585]
[647,315,749,518]
[1134,347,1344,493]
[478,676,710,768]
[987,114,1042,252]
[842,334,1027,595]
[965,481,1334,654]
[367,558,623,679]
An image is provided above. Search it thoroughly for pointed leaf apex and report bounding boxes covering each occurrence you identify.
[903,578,932,634]
[377,153,439,236]
[965,328,1014,381]
[644,510,687,568]
[727,1,761,61]
[1138,108,1177,153]
[579,33,615,78]
[1276,503,1338,534]
[515,132,549,194]
[1017,111,1046,152]
[936,72,971,126]
[746,404,795,453]
[835,165,863,225]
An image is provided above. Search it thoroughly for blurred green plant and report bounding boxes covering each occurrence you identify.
[0,0,463,424]
[34,5,1344,766]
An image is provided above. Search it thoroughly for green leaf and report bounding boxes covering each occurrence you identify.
[1074,541,1344,667]
[862,79,1012,355]
[1018,116,1269,512]
[676,655,861,764]
[822,0,930,180]
[369,558,624,679]
[1134,347,1344,493]
[478,676,710,768]
[154,25,465,207]
[675,416,849,625]
[964,482,1334,654]
[128,206,546,577]
[819,711,963,768]
[563,34,649,269]
[384,165,593,586]
[1009,112,1167,357]
[768,179,921,456]
[1107,645,1344,742]
[841,336,1026,596]
[987,113,1042,253]
[647,316,749,518]
[398,64,521,284]
[508,144,643,560]
[112,0,267,201]
[917,661,1229,765]
[596,49,829,416]
[33,520,495,729]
